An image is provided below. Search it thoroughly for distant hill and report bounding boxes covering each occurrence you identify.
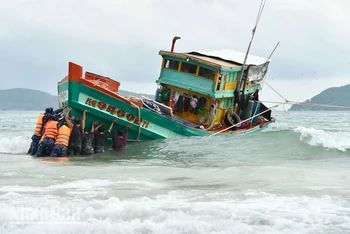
[0,88,154,110]
[0,88,58,110]
[118,90,154,100]
[289,84,350,111]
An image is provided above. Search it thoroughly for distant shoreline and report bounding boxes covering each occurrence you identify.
[0,109,47,111]
[0,88,153,111]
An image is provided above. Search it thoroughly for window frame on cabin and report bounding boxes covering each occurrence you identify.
[198,66,216,80]
[180,62,197,75]
[163,58,218,81]
[164,59,180,71]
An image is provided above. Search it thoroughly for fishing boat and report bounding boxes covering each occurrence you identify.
[57,37,274,141]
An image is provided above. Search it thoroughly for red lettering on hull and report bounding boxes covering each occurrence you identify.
[97,101,107,110]
[85,97,149,128]
[117,110,125,118]
[106,105,117,115]
[126,114,135,121]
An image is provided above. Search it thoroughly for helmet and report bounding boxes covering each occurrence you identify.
[43,113,52,122]
[45,107,54,114]
[57,120,67,128]
[50,114,59,121]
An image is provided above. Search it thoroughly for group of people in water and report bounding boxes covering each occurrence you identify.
[27,105,131,157]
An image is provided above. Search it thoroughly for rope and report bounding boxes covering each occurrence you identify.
[261,100,350,110]
[263,81,292,113]
[209,104,278,137]
[264,81,289,101]
[250,41,280,122]
[136,105,141,140]
[254,0,267,32]
[287,101,350,110]
[130,102,141,141]
[262,81,350,111]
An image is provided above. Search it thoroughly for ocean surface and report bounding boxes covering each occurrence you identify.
[0,110,350,234]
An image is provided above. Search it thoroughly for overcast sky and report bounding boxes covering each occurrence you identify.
[1,0,350,105]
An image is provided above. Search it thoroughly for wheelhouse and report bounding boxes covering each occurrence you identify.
[155,50,269,129]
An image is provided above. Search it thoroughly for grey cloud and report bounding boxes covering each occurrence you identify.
[1,0,350,95]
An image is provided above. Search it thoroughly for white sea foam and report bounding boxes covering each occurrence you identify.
[47,178,164,191]
[294,127,350,151]
[47,179,114,190]
[0,185,49,193]
[0,191,349,234]
[0,136,31,154]
[1,110,350,234]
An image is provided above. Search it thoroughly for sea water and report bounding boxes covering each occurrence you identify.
[0,110,350,234]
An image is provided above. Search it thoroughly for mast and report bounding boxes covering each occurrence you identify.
[234,0,267,112]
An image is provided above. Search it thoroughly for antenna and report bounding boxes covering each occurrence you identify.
[234,0,267,110]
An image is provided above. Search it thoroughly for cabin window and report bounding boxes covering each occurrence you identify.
[180,62,197,74]
[164,59,180,70]
[199,67,216,80]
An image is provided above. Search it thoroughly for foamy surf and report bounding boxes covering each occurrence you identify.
[0,136,31,154]
[1,109,350,234]
[0,190,349,234]
[294,127,350,152]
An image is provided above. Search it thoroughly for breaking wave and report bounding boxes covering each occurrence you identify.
[0,189,349,234]
[1,127,349,156]
[294,127,350,152]
[0,136,31,154]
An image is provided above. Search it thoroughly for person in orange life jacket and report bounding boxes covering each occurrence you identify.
[65,108,87,156]
[35,114,59,157]
[112,120,132,150]
[50,118,72,157]
[94,119,116,153]
[28,105,67,155]
[81,121,96,155]
[27,107,53,156]
[40,105,66,131]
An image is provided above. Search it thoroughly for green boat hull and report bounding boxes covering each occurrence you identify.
[58,80,270,142]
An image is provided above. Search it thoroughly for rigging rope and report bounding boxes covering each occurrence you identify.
[264,81,289,101]
[261,81,350,110]
[251,41,280,122]
[255,0,267,31]
[261,100,350,110]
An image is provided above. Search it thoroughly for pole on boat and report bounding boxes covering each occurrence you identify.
[234,0,267,112]
[171,36,181,52]
[265,41,280,63]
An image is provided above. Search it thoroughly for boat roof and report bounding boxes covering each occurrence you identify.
[159,49,268,70]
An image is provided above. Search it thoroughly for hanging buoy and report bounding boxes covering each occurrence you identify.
[224,110,241,130]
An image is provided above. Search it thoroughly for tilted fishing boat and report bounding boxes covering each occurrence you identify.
[57,38,274,141]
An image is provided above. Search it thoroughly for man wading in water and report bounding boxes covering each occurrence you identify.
[112,119,131,150]
[81,121,96,155]
[65,108,88,156]
[94,119,116,153]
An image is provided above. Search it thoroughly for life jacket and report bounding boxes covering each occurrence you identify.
[34,113,44,135]
[43,120,59,139]
[54,125,71,147]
